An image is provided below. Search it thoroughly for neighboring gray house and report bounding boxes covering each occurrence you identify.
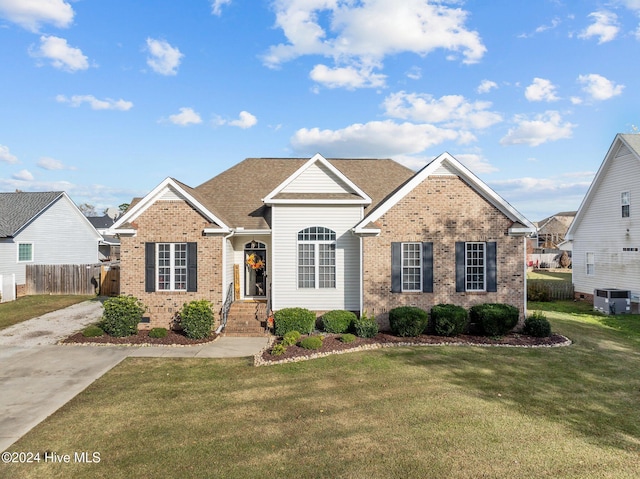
[0,191,102,301]
[87,214,121,261]
[566,134,640,312]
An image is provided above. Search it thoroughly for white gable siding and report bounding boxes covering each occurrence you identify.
[281,162,353,194]
[271,205,361,311]
[431,162,457,176]
[573,147,640,300]
[1,195,99,284]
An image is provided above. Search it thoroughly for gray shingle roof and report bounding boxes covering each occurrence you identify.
[0,191,63,237]
[621,133,640,154]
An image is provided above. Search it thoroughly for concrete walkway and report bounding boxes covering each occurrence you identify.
[0,300,270,452]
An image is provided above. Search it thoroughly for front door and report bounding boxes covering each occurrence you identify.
[244,241,266,298]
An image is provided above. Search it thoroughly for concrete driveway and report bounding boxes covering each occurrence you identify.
[0,299,269,452]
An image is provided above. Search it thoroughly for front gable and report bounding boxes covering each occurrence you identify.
[111,178,230,236]
[263,154,372,205]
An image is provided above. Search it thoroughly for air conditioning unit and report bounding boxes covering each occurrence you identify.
[593,289,631,315]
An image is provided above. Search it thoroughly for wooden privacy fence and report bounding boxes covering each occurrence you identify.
[527,279,574,301]
[25,262,120,296]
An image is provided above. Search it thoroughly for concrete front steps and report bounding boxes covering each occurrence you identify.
[223,301,269,337]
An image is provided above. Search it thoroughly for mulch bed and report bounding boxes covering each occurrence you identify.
[62,329,219,346]
[259,332,570,364]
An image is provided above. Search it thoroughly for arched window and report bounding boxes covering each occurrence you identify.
[297,227,336,289]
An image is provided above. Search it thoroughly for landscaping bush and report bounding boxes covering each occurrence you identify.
[321,310,356,333]
[179,300,214,339]
[282,330,301,346]
[300,335,323,350]
[101,295,145,337]
[353,311,379,338]
[527,282,551,302]
[271,343,287,356]
[339,333,356,343]
[389,306,429,337]
[431,304,468,337]
[82,324,104,337]
[469,303,519,337]
[274,307,315,336]
[149,327,168,339]
[524,311,552,337]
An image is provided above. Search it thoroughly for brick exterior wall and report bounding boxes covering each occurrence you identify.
[363,175,526,330]
[120,200,224,329]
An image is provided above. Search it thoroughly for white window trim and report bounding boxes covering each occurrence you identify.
[401,242,422,292]
[17,242,34,263]
[621,191,630,218]
[297,228,336,289]
[156,243,187,292]
[465,242,486,292]
[586,252,595,276]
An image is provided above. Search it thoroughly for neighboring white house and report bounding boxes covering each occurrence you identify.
[0,191,102,301]
[566,133,640,312]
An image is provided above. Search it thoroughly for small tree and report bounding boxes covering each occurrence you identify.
[559,251,571,268]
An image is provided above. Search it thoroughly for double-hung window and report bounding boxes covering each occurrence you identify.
[17,242,33,262]
[465,242,486,291]
[586,252,595,276]
[401,243,422,292]
[621,192,630,218]
[157,243,187,291]
[297,227,336,289]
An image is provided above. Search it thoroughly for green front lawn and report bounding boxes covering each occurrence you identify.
[0,295,95,330]
[5,302,640,478]
[526,270,572,281]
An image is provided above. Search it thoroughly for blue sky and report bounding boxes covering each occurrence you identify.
[0,0,638,221]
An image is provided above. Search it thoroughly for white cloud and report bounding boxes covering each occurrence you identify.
[13,169,34,181]
[263,0,486,89]
[455,153,498,174]
[310,63,386,89]
[229,111,257,129]
[146,38,183,76]
[500,111,575,147]
[579,11,619,44]
[577,73,624,100]
[168,107,203,126]
[290,120,462,157]
[477,80,497,94]
[525,78,559,102]
[383,91,502,130]
[211,0,231,16]
[37,157,75,170]
[0,144,18,164]
[406,66,422,80]
[31,35,89,72]
[0,0,74,32]
[56,94,133,111]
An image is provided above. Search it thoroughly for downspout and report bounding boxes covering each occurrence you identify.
[216,230,235,334]
[523,235,528,320]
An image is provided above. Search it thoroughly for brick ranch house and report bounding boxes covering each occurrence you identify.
[111,153,535,333]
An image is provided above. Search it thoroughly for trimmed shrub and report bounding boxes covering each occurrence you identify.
[180,300,214,339]
[353,311,379,338]
[101,295,145,337]
[274,307,315,336]
[82,325,104,338]
[300,336,323,350]
[469,303,519,337]
[524,311,552,337]
[149,327,168,338]
[271,343,287,356]
[389,306,429,337]
[282,330,301,346]
[431,304,468,337]
[322,310,356,333]
[340,333,356,343]
[527,282,551,302]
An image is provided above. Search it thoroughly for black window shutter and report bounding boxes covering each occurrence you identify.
[187,242,198,292]
[486,242,497,292]
[391,242,401,293]
[145,242,156,293]
[455,242,465,292]
[421,242,433,293]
